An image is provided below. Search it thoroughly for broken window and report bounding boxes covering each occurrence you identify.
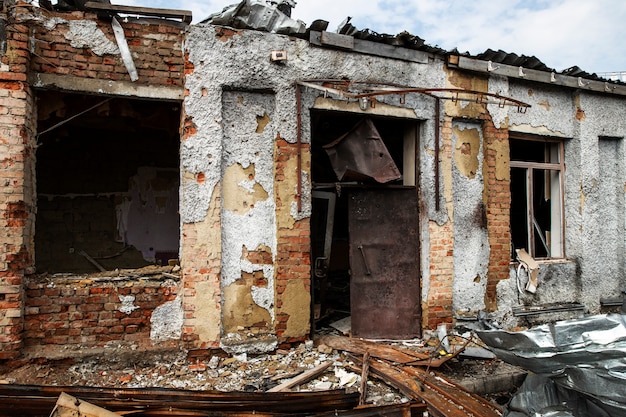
[35,91,181,273]
[510,137,564,259]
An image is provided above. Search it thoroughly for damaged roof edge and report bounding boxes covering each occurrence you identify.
[83,2,193,24]
[448,54,626,97]
[199,1,622,90]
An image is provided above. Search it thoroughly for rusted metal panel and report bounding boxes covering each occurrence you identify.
[324,118,401,183]
[0,384,360,417]
[348,188,420,339]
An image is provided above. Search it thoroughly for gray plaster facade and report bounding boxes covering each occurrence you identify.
[180,21,626,339]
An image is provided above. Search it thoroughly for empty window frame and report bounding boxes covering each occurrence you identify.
[510,137,564,259]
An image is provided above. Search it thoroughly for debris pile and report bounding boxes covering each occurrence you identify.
[0,331,515,416]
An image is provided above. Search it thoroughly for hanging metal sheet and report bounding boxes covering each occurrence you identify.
[348,188,420,339]
[324,118,401,183]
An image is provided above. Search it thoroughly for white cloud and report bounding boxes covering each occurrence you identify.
[118,0,626,73]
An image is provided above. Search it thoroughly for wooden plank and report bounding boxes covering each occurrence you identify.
[405,339,470,367]
[52,392,120,417]
[267,361,333,392]
[310,31,430,64]
[347,354,468,417]
[84,2,192,23]
[315,402,428,417]
[359,351,370,405]
[400,366,502,417]
[317,335,429,363]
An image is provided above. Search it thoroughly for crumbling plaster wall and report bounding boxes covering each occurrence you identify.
[493,78,626,326]
[182,25,448,345]
[451,122,489,316]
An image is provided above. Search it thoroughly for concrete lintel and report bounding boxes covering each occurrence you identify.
[313,96,418,119]
[28,72,184,101]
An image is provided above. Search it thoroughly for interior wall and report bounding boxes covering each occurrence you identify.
[35,91,181,273]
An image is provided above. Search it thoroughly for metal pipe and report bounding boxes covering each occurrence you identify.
[295,84,302,212]
[435,97,440,212]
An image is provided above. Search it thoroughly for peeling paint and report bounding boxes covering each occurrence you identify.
[220,91,277,324]
[492,140,510,181]
[538,100,551,111]
[193,280,221,343]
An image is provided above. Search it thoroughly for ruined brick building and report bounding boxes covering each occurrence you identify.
[1,0,625,360]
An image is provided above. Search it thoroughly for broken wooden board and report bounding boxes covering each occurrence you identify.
[348,353,502,417]
[401,366,503,417]
[52,395,425,417]
[267,361,333,392]
[317,335,429,364]
[51,392,119,417]
[406,339,471,367]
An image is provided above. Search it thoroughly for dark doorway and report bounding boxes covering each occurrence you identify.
[310,109,421,339]
[35,91,181,273]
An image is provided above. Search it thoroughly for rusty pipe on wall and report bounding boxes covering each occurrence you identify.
[295,84,303,212]
[435,97,441,212]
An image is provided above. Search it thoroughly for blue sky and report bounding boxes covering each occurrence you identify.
[114,0,626,75]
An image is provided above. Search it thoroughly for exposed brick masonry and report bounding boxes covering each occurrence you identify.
[0,6,37,359]
[23,277,179,349]
[30,10,185,86]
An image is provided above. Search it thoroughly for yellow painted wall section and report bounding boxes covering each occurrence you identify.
[181,186,222,346]
[194,281,221,343]
[280,279,311,337]
[453,126,480,179]
[222,163,269,214]
[222,273,272,333]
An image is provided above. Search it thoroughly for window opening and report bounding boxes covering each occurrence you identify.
[35,91,181,273]
[510,137,564,259]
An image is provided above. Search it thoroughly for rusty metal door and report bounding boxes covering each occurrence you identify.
[349,188,421,339]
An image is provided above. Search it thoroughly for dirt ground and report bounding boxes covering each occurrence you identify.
[0,330,523,408]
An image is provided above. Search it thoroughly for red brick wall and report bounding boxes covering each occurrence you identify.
[30,9,185,86]
[23,278,179,349]
[0,9,37,359]
[274,137,311,345]
[0,5,187,359]
[481,116,511,311]
[425,116,455,329]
